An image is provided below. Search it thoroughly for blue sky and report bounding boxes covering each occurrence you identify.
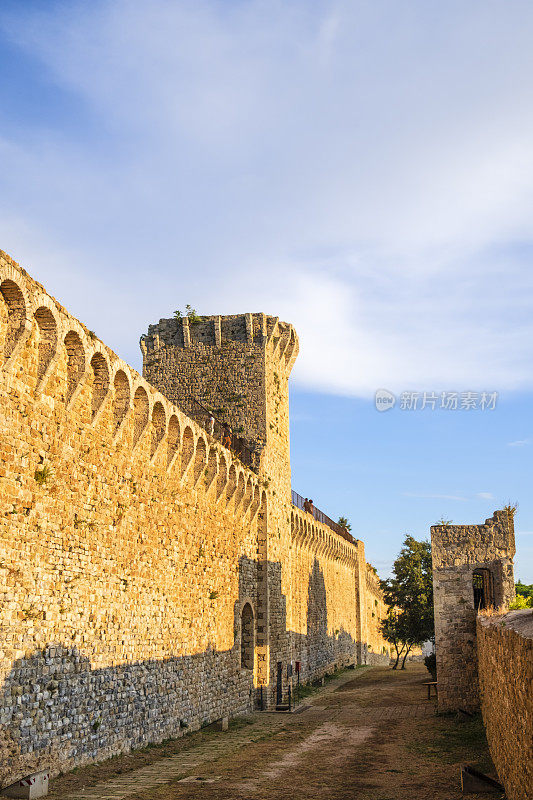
[0,0,532,580]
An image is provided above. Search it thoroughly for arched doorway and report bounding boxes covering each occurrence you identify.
[473,568,494,610]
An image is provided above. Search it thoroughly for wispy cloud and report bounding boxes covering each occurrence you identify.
[1,1,533,393]
[477,492,494,500]
[507,439,530,447]
[402,492,466,502]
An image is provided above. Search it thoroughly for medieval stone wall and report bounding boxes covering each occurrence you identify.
[0,249,375,787]
[0,252,267,787]
[477,610,533,800]
[362,565,390,664]
[289,507,360,681]
[431,511,515,712]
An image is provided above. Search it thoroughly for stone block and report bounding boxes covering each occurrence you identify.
[1,770,49,799]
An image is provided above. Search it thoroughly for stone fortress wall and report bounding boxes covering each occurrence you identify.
[289,505,360,681]
[477,609,532,800]
[362,563,390,664]
[431,510,515,712]
[0,249,389,788]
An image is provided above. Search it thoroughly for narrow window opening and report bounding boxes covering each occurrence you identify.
[473,568,494,610]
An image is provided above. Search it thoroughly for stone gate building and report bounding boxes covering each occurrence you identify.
[431,510,516,712]
[0,249,389,789]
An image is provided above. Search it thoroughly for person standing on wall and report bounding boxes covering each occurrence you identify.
[223,423,232,449]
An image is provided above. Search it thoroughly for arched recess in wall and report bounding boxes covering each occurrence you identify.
[167,414,180,467]
[226,464,237,505]
[34,306,57,382]
[133,386,149,446]
[205,447,217,492]
[241,603,254,670]
[180,427,195,477]
[193,437,207,484]
[242,479,253,515]
[113,370,130,432]
[216,453,227,500]
[234,471,245,509]
[249,485,261,520]
[90,353,109,419]
[0,279,26,360]
[64,331,85,403]
[151,401,166,458]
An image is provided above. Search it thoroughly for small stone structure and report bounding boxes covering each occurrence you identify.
[431,510,515,712]
[477,609,532,800]
[0,249,389,789]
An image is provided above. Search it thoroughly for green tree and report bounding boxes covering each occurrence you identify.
[337,516,352,532]
[510,581,533,609]
[381,610,408,669]
[380,535,434,669]
[515,580,533,601]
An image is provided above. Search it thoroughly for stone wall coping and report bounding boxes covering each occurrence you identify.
[478,608,533,638]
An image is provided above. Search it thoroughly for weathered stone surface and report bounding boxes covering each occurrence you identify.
[0,249,389,788]
[477,610,533,800]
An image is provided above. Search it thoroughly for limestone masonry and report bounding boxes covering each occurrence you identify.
[477,610,532,800]
[0,250,389,789]
[431,510,516,713]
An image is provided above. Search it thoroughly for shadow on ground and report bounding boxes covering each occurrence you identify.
[47,664,497,800]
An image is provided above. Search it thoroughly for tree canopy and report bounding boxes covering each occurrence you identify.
[380,535,434,668]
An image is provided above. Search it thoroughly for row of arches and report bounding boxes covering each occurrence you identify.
[0,267,263,513]
[291,508,356,566]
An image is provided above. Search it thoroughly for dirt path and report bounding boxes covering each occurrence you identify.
[50,664,498,800]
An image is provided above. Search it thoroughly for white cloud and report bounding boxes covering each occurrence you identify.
[507,439,530,447]
[477,492,494,500]
[1,1,533,393]
[402,492,466,502]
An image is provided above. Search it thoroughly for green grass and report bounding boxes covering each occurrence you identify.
[293,683,319,701]
[407,714,494,773]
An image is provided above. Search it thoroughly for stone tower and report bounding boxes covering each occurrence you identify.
[141,312,299,703]
[431,510,515,712]
[140,313,298,486]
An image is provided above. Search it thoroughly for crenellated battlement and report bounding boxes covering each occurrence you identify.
[141,311,298,486]
[142,312,298,372]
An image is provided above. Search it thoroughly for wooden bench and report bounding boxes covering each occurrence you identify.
[423,681,438,700]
